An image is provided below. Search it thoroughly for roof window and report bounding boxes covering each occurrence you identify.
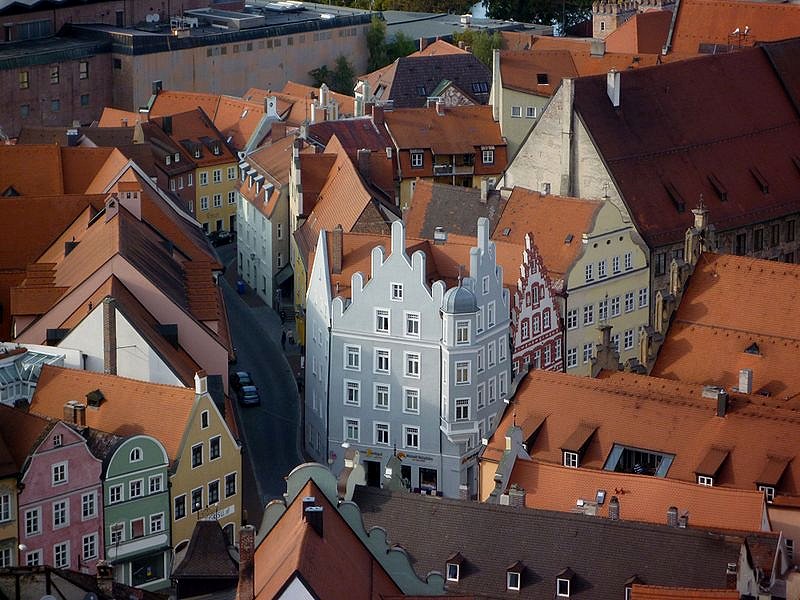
[750,167,768,194]
[506,561,523,591]
[556,568,574,597]
[708,173,727,201]
[446,552,464,582]
[602,443,675,477]
[536,73,549,85]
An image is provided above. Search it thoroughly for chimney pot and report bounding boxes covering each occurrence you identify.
[667,506,678,527]
[332,225,343,275]
[608,496,620,520]
[305,506,324,537]
[357,148,371,181]
[606,69,621,108]
[738,368,753,394]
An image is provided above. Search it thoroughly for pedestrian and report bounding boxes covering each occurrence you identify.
[281,329,287,350]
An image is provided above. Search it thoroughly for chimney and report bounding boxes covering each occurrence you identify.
[667,506,678,527]
[194,370,208,395]
[738,369,753,394]
[64,240,79,256]
[458,484,469,500]
[357,148,371,181]
[433,226,447,245]
[606,69,621,108]
[372,104,384,126]
[508,484,525,508]
[271,121,287,141]
[162,115,172,135]
[332,225,343,275]
[237,525,256,600]
[96,560,114,596]
[608,496,620,521]
[480,179,489,203]
[590,39,606,56]
[102,298,117,376]
[703,386,728,417]
[505,432,513,451]
[436,98,445,116]
[419,37,428,51]
[151,80,163,96]
[305,506,323,537]
[265,96,278,118]
[66,128,80,147]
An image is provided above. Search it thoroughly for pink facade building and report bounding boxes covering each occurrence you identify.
[511,234,564,373]
[18,421,104,573]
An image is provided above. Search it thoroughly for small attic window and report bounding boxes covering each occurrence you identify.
[557,578,571,597]
[417,85,427,96]
[507,561,523,590]
[750,167,768,194]
[745,342,760,355]
[446,552,464,582]
[708,173,727,201]
[174,152,180,162]
[502,227,511,236]
[536,73,549,85]
[241,109,249,119]
[565,233,574,244]
[166,154,171,165]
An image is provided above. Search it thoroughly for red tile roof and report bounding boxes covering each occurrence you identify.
[31,365,196,461]
[98,107,142,127]
[413,39,468,56]
[500,50,578,96]
[669,0,800,55]
[509,459,767,532]
[652,253,800,400]
[0,146,114,196]
[631,585,739,600]
[0,404,52,472]
[572,40,800,247]
[604,10,673,54]
[153,109,235,167]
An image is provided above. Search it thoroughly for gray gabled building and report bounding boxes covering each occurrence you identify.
[304,218,511,498]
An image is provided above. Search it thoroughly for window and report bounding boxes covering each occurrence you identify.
[623,329,635,350]
[0,548,10,567]
[583,342,594,364]
[624,291,635,313]
[79,60,89,79]
[655,252,667,276]
[390,282,403,301]
[213,169,222,183]
[488,302,496,327]
[19,70,29,89]
[80,93,90,107]
[611,296,621,317]
[405,352,420,378]
[526,106,537,118]
[201,410,209,429]
[583,304,594,326]
[50,65,59,84]
[191,488,203,512]
[174,495,186,520]
[456,321,470,345]
[170,179,177,192]
[344,418,360,442]
[129,479,143,498]
[557,578,571,597]
[612,333,620,350]
[787,539,795,561]
[213,193,222,208]
[598,259,607,278]
[210,436,221,460]
[77,492,96,520]
[542,310,551,331]
[199,172,208,186]
[0,495,8,522]
[20,104,30,118]
[375,309,390,333]
[788,220,796,243]
[482,149,494,164]
[477,347,485,372]
[52,462,67,485]
[477,383,486,409]
[754,228,764,251]
[188,173,193,187]
[404,388,420,414]
[455,361,470,385]
[110,485,123,504]
[488,342,496,367]
[82,534,97,560]
[130,447,142,462]
[404,425,419,449]
[411,151,423,168]
[511,106,522,118]
[375,349,390,373]
[567,347,577,368]
[447,563,460,581]
[612,255,621,274]
[53,500,68,528]
[566,309,578,330]
[200,196,209,211]
[585,263,594,282]
[225,473,237,498]
[405,312,420,337]
[374,384,390,410]
[638,287,649,308]
[344,381,360,406]
[191,444,203,468]
[482,275,490,295]
[149,474,163,494]
[228,190,236,205]
[508,571,521,591]
[345,345,361,370]
[598,299,608,322]
[150,513,165,534]
[208,480,220,505]
[697,475,714,486]
[563,451,579,468]
[374,423,390,445]
[54,542,69,568]
[26,550,42,566]
[227,166,236,180]
[624,251,633,271]
[455,398,470,421]
[771,224,781,246]
[758,485,775,502]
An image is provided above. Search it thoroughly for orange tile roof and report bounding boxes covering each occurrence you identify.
[631,585,739,600]
[31,365,196,461]
[384,105,505,155]
[154,109,236,167]
[98,107,142,127]
[149,91,221,120]
[253,480,402,600]
[0,404,53,472]
[605,10,673,54]
[499,50,578,96]
[412,39,468,57]
[652,253,800,399]
[669,0,800,55]
[0,146,114,196]
[209,96,265,149]
[492,187,600,278]
[509,459,767,532]
[297,152,337,216]
[282,81,356,118]
[485,368,800,496]
[246,134,297,186]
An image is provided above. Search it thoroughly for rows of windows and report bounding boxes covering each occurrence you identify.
[174,473,237,520]
[108,473,165,505]
[521,340,561,371]
[109,512,164,545]
[344,418,420,449]
[519,308,553,341]
[565,289,648,331]
[565,328,637,369]
[18,62,89,90]
[584,252,634,282]
[510,105,539,119]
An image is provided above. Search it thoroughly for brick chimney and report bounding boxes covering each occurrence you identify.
[372,104,384,126]
[63,400,86,427]
[607,69,621,108]
[667,506,678,527]
[237,525,256,600]
[357,148,371,181]
[305,506,323,537]
[331,225,343,275]
[96,560,114,596]
[507,484,525,508]
[738,369,753,394]
[102,298,117,376]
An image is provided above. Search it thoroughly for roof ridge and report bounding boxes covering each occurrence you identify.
[40,364,197,394]
[672,319,800,345]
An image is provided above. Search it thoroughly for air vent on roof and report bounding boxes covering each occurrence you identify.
[750,167,769,194]
[564,233,574,244]
[502,227,511,236]
[745,342,760,355]
[536,73,548,85]
[86,389,104,408]
[664,182,685,213]
[707,173,727,201]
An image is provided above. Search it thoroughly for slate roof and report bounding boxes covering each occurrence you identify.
[172,520,239,580]
[652,253,800,400]
[668,0,800,55]
[572,39,800,247]
[404,180,507,240]
[484,368,800,497]
[353,486,752,598]
[31,365,196,462]
[359,53,491,108]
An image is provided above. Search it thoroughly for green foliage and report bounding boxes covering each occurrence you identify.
[367,16,389,71]
[308,64,331,89]
[451,29,502,67]
[308,55,356,95]
[482,0,593,30]
[387,31,418,63]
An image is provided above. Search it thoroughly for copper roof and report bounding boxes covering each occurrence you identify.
[652,253,800,400]
[31,365,195,462]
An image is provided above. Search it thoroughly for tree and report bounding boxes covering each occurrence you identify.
[451,30,502,67]
[482,0,593,30]
[386,31,418,63]
[308,64,331,89]
[332,55,356,95]
[367,16,389,71]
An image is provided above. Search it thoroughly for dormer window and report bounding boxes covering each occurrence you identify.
[166,154,171,165]
[697,475,714,486]
[194,148,201,159]
[506,561,523,591]
[563,451,579,468]
[53,434,62,448]
[556,568,574,597]
[130,447,142,462]
[446,552,464,582]
[174,152,180,162]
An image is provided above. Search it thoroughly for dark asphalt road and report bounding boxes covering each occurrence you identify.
[217,245,303,524]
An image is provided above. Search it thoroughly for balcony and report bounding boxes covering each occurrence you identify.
[433,163,475,177]
[440,417,477,443]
